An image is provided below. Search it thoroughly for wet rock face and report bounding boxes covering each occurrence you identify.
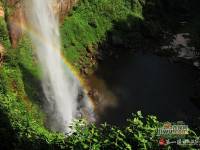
[7,0,25,48]
[6,0,78,48]
[0,4,5,65]
[55,0,78,21]
[0,43,4,65]
[160,33,200,68]
[0,5,4,17]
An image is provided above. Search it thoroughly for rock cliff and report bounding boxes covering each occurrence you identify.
[5,0,78,48]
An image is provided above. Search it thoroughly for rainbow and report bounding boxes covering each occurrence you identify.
[13,20,96,115]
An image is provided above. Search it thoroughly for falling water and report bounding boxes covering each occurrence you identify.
[25,0,93,132]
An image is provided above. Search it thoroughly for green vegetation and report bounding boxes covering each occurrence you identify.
[0,0,200,149]
[0,17,10,48]
[61,0,143,71]
[0,27,65,148]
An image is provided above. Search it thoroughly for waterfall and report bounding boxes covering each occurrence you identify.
[24,0,92,132]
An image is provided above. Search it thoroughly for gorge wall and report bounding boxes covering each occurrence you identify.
[5,0,78,48]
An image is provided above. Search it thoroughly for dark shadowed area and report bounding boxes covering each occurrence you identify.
[95,51,200,126]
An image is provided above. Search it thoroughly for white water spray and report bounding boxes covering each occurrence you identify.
[25,0,94,132]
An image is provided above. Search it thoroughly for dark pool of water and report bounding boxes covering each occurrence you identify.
[95,51,200,126]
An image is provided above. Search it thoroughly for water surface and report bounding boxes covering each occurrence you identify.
[95,51,200,126]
